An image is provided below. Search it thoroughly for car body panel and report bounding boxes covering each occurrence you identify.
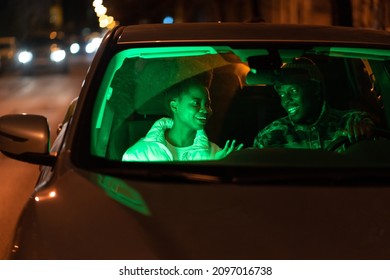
[12,165,390,260]
[117,23,390,46]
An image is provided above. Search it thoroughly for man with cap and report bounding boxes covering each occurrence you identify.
[253,57,375,151]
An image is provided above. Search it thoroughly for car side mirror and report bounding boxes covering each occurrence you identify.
[0,114,55,166]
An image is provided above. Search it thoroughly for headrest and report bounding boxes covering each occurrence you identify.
[134,55,228,114]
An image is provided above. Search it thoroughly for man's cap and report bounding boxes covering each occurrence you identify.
[275,57,324,86]
[246,56,324,86]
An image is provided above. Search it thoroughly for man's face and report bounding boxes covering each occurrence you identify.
[276,83,321,124]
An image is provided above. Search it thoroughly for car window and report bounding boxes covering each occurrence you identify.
[89,45,390,166]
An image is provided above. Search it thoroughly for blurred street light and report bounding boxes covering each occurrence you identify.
[92,0,118,30]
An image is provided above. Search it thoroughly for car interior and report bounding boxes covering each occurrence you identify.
[89,45,390,165]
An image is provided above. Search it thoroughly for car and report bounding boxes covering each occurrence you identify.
[16,33,69,75]
[1,22,390,260]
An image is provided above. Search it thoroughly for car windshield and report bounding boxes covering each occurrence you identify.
[88,44,390,169]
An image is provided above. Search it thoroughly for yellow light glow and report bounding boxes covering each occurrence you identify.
[50,44,59,51]
[91,0,116,30]
[95,5,107,17]
[99,21,108,28]
[49,31,57,40]
[107,20,118,29]
[34,189,57,202]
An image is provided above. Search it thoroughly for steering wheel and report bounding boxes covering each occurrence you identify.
[325,127,390,152]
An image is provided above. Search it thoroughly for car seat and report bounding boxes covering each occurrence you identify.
[214,85,286,148]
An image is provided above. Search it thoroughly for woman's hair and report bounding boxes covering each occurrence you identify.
[163,70,213,117]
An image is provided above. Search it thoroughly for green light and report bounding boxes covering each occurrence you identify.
[94,46,220,130]
[97,174,151,216]
[90,46,232,157]
[114,46,217,60]
[329,47,390,60]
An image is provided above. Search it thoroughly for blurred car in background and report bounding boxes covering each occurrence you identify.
[16,32,69,75]
[1,23,390,260]
[67,32,104,56]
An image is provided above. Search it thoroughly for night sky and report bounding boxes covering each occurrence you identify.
[0,0,179,37]
[62,0,92,26]
[0,0,252,37]
[60,0,180,33]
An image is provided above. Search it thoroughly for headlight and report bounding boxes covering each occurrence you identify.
[18,51,33,64]
[85,38,102,54]
[50,49,66,62]
[70,43,80,54]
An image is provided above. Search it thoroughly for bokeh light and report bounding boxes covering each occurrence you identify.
[92,0,118,30]
[163,16,174,24]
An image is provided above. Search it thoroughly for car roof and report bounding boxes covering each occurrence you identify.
[118,22,390,46]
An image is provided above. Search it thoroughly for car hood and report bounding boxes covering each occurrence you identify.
[11,167,390,260]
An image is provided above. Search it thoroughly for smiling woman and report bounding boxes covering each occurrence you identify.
[121,66,243,161]
[90,48,245,161]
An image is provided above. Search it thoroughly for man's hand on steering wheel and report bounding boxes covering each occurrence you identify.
[344,115,375,143]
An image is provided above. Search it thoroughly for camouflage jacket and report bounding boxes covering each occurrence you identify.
[253,104,374,150]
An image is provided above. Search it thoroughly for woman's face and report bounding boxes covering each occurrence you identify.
[276,83,322,124]
[171,83,212,131]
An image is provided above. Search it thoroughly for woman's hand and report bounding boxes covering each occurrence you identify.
[215,140,244,159]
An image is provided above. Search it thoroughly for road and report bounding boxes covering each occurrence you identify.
[0,55,92,259]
